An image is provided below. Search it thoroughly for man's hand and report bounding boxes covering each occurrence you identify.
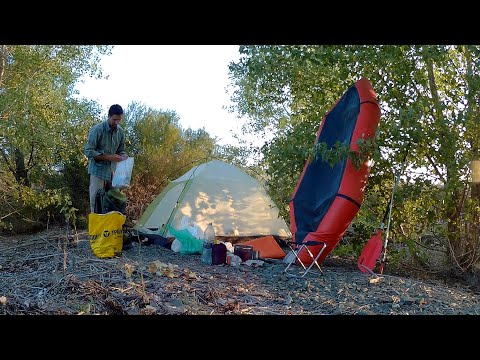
[110,154,126,162]
[93,153,128,162]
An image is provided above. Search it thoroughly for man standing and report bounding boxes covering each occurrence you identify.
[84,104,128,213]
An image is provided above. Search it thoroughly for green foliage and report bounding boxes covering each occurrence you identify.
[0,46,109,179]
[309,137,378,170]
[330,242,358,258]
[214,142,258,169]
[0,170,77,232]
[123,102,217,180]
[227,45,480,271]
[0,45,110,231]
[60,156,91,218]
[0,46,237,234]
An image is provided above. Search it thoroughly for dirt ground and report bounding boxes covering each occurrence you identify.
[1,227,479,315]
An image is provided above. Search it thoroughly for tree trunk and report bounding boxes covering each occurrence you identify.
[462,46,480,271]
[0,45,7,88]
[472,160,480,200]
[446,187,461,264]
[469,159,480,270]
[14,148,29,186]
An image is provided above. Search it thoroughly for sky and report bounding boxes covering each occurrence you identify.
[74,45,253,146]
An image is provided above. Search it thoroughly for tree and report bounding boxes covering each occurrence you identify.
[228,45,480,273]
[0,45,111,230]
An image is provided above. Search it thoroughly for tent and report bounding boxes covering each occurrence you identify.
[134,159,291,240]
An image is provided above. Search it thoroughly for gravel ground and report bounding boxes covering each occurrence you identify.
[1,228,479,315]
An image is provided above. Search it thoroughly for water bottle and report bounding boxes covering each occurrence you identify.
[204,223,216,244]
[201,223,216,265]
[201,242,212,265]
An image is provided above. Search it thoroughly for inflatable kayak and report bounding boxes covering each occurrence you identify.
[289,77,381,265]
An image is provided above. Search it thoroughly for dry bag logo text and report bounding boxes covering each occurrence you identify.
[89,228,123,241]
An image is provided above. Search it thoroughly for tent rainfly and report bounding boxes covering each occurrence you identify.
[134,160,291,239]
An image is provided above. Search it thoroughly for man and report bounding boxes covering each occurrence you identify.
[84,104,128,213]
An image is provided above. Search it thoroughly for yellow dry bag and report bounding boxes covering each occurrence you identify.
[88,211,126,258]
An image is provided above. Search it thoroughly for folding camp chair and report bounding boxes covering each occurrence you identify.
[284,240,327,277]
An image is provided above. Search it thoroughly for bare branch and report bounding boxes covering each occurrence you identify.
[426,155,447,184]
[27,142,35,169]
[413,239,447,253]
[0,147,16,176]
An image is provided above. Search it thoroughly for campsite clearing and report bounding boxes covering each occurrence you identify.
[0,227,479,315]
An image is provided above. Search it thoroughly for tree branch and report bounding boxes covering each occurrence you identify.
[0,147,15,176]
[426,154,446,184]
[426,58,441,110]
[413,239,447,253]
[27,142,35,169]
[0,45,8,88]
[464,45,479,159]
[408,76,446,184]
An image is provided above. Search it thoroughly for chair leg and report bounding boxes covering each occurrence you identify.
[301,243,326,276]
[284,243,305,274]
[284,242,327,277]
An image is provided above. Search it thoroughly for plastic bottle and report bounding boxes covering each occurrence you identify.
[226,253,242,267]
[204,223,216,244]
[200,242,212,264]
[201,223,216,265]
